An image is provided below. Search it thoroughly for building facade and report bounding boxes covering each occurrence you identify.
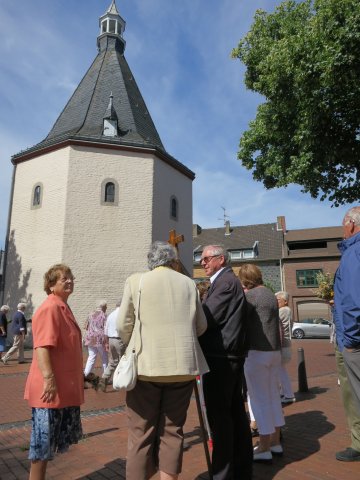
[282,226,342,322]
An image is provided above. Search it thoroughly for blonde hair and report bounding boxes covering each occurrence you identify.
[238,264,263,289]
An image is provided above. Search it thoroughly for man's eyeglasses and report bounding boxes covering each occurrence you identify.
[200,255,221,264]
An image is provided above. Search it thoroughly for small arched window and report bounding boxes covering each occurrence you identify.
[105,182,115,203]
[101,178,119,206]
[31,183,43,209]
[33,186,41,205]
[170,196,178,220]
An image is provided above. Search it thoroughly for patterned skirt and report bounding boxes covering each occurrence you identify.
[29,406,83,461]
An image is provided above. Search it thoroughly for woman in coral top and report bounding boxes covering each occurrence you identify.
[24,264,84,480]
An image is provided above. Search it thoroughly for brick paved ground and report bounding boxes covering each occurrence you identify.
[0,340,359,479]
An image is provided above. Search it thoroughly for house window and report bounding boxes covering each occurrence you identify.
[31,183,43,209]
[105,182,115,202]
[296,269,323,288]
[170,196,178,220]
[101,179,118,206]
[229,249,255,261]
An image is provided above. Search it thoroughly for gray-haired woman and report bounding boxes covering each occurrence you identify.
[117,241,209,480]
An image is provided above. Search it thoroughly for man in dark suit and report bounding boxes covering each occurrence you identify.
[1,303,27,365]
[199,245,252,480]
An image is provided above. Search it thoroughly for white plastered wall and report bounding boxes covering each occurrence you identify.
[4,148,70,317]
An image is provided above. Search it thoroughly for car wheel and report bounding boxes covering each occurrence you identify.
[293,329,305,339]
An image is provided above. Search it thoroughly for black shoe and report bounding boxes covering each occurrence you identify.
[336,447,360,462]
[251,427,259,438]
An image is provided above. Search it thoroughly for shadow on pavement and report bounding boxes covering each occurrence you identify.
[196,410,335,480]
[83,427,119,439]
[76,458,126,480]
[290,386,329,404]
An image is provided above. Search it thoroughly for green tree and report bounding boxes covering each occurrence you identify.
[232,0,360,206]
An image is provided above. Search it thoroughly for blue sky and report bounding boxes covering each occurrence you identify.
[0,0,356,249]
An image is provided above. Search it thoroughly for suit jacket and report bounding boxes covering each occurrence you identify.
[199,266,249,359]
[116,266,209,379]
[11,311,27,335]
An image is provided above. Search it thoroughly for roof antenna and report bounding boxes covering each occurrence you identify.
[218,206,230,226]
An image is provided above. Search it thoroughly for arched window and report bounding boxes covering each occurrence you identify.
[105,182,115,203]
[170,196,178,220]
[33,186,41,205]
[31,183,43,209]
[101,178,119,206]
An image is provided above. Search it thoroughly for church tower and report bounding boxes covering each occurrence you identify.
[3,1,194,324]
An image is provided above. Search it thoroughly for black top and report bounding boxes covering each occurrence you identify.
[199,267,249,359]
[0,312,8,337]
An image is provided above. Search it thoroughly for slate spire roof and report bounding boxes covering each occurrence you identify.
[21,0,164,154]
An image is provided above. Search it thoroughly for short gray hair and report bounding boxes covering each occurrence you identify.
[96,300,107,309]
[345,206,360,226]
[203,244,231,264]
[1,305,10,313]
[275,291,289,302]
[147,241,178,270]
[17,303,26,310]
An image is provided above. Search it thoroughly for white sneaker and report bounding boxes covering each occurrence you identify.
[270,444,283,456]
[281,396,296,404]
[1,358,8,365]
[253,446,272,463]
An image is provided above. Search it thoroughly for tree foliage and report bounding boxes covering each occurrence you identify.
[232,0,360,206]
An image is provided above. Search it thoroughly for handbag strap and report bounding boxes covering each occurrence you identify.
[127,274,143,355]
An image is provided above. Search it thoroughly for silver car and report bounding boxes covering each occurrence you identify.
[292,318,331,339]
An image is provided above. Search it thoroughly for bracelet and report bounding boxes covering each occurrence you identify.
[43,373,55,380]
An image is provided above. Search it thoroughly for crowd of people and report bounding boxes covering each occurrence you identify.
[1,205,360,480]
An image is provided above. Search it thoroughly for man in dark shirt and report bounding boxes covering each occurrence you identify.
[2,303,27,365]
[199,245,252,480]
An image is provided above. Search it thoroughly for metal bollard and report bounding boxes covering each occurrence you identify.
[297,347,309,392]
